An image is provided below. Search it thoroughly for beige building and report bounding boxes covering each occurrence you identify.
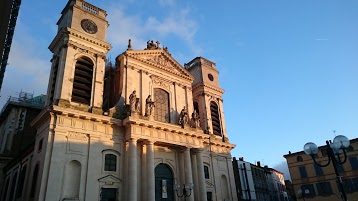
[284,138,358,201]
[0,0,238,201]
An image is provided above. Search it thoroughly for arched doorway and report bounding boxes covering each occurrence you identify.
[155,164,174,201]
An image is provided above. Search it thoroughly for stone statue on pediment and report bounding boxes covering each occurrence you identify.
[129,90,137,113]
[179,106,188,128]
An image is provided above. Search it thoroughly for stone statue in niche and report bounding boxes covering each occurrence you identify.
[135,97,140,114]
[129,90,137,113]
[179,106,188,128]
[145,95,155,116]
[191,109,200,128]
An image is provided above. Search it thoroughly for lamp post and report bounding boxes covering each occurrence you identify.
[174,183,194,201]
[297,189,310,201]
[303,135,350,201]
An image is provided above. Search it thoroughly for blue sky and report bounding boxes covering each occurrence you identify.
[2,0,358,178]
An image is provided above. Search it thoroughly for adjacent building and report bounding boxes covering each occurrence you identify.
[0,92,45,199]
[0,0,22,92]
[233,157,289,201]
[284,138,358,201]
[0,0,238,201]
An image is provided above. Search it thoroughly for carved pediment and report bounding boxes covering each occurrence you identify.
[98,174,122,185]
[126,50,194,81]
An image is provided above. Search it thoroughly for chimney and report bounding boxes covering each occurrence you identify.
[257,161,261,167]
[239,157,244,161]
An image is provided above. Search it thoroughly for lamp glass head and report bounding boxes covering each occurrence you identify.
[304,142,318,155]
[333,135,350,149]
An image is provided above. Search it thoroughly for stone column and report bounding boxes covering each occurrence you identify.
[146,141,155,201]
[128,138,138,201]
[183,147,194,201]
[196,149,207,200]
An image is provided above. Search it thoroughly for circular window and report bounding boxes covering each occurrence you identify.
[208,74,214,81]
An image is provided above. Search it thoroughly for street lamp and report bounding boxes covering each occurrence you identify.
[297,189,310,201]
[174,183,194,201]
[303,135,350,201]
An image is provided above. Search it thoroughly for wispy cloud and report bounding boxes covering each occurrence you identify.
[105,1,201,57]
[0,19,50,105]
[315,38,329,41]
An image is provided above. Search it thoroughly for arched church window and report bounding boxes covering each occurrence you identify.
[30,164,39,198]
[72,56,94,105]
[297,156,303,162]
[193,101,199,114]
[105,154,117,171]
[9,172,18,201]
[210,101,222,136]
[154,88,170,123]
[204,165,210,179]
[1,177,10,201]
[16,165,27,198]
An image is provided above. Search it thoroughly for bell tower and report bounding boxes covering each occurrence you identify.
[46,0,111,114]
[186,57,228,138]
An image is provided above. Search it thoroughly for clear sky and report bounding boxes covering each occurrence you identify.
[2,0,358,179]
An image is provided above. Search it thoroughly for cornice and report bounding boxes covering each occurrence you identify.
[122,116,235,149]
[192,83,225,95]
[49,27,111,53]
[31,106,121,128]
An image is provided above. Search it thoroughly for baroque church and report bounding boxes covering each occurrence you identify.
[1,0,238,201]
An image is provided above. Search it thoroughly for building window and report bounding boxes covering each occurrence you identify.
[71,56,94,105]
[314,164,323,176]
[154,88,170,123]
[316,182,332,195]
[30,164,39,198]
[349,157,358,170]
[341,179,355,192]
[210,101,222,136]
[38,138,43,153]
[296,156,303,162]
[193,101,199,114]
[105,154,117,171]
[204,165,210,179]
[300,184,315,196]
[1,178,10,201]
[100,188,117,201]
[16,166,27,198]
[207,192,213,201]
[9,172,18,201]
[337,164,344,175]
[299,166,308,178]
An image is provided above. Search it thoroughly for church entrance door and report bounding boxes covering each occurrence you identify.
[155,164,174,201]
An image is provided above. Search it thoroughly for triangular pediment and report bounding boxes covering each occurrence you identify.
[126,50,194,81]
[98,174,122,183]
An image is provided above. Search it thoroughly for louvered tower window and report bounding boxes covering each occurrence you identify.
[49,61,59,104]
[210,101,222,136]
[154,88,170,123]
[72,57,93,105]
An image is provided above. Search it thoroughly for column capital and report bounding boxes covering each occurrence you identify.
[128,138,138,143]
[194,148,204,153]
[145,140,155,145]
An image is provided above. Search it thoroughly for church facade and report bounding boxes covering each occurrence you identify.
[1,0,238,201]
